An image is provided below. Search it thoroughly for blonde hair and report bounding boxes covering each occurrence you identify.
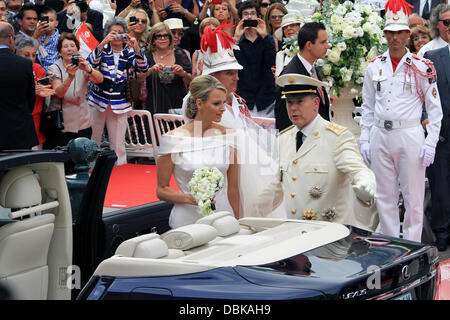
[199,17,220,37]
[185,75,226,119]
[148,22,174,52]
[125,8,150,44]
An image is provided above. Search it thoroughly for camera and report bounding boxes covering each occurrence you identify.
[37,77,50,85]
[129,16,137,24]
[115,34,128,40]
[243,19,258,28]
[163,3,172,14]
[162,66,173,73]
[212,0,222,4]
[40,16,49,23]
[71,54,80,66]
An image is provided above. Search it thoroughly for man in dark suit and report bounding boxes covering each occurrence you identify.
[0,21,38,150]
[406,0,446,20]
[423,31,450,251]
[275,22,331,131]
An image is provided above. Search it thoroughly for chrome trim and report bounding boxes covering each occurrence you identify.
[368,269,437,300]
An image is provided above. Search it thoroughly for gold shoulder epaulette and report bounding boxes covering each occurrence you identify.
[278,125,295,136]
[326,122,347,136]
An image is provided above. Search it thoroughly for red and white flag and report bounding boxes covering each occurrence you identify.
[74,22,99,59]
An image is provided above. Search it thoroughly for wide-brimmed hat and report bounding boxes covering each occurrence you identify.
[277,74,327,99]
[383,0,412,32]
[274,13,303,41]
[164,18,189,31]
[200,21,243,75]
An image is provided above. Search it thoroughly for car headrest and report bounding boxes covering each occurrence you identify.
[0,167,42,209]
[161,224,217,250]
[196,211,240,237]
[115,233,169,259]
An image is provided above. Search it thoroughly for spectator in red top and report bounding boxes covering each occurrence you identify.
[15,37,55,149]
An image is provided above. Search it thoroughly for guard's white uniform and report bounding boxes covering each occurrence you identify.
[360,50,443,242]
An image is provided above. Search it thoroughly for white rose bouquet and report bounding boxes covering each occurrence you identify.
[189,167,225,216]
[284,1,387,96]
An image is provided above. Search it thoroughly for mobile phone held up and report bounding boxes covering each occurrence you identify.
[71,54,80,66]
[37,77,50,85]
[243,19,258,28]
[40,16,49,23]
[163,3,171,13]
[129,16,137,25]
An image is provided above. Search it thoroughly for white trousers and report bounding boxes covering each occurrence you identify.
[91,106,128,166]
[370,126,426,242]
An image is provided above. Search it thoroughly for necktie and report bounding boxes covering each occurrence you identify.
[311,67,325,104]
[296,131,304,152]
[422,0,430,20]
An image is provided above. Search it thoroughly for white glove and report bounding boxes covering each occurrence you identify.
[419,144,435,167]
[360,140,371,165]
[352,179,376,203]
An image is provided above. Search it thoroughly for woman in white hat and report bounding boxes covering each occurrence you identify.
[164,17,191,62]
[274,13,302,77]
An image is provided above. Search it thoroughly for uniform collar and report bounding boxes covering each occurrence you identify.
[295,114,320,138]
[382,48,412,72]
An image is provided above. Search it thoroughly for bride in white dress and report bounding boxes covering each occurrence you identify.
[157,75,240,228]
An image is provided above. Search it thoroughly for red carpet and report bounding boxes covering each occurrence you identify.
[104,163,178,209]
[436,259,450,300]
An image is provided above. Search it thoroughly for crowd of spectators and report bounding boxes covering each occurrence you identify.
[0,0,447,159]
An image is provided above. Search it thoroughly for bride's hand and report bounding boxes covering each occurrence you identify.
[184,193,198,205]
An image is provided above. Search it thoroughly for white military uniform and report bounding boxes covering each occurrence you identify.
[360,50,443,242]
[278,115,377,227]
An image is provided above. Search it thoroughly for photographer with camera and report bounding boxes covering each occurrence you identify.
[87,17,149,166]
[44,32,103,149]
[157,0,196,24]
[117,0,160,26]
[33,7,60,72]
[143,22,191,114]
[233,0,276,118]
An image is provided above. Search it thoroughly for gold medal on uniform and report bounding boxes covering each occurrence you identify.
[302,209,317,220]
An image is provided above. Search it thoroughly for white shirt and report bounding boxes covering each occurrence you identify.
[294,114,320,143]
[417,37,448,57]
[297,53,314,75]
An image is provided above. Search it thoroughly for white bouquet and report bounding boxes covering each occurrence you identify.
[189,167,225,216]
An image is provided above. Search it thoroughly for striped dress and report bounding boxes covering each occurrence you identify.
[87,44,148,114]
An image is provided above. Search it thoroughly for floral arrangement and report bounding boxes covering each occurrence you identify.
[189,167,225,216]
[284,1,387,96]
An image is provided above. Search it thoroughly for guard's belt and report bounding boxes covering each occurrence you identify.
[373,118,421,130]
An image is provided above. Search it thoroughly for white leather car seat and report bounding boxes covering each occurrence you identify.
[0,166,55,300]
[115,233,185,259]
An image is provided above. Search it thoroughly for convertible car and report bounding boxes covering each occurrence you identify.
[0,140,441,300]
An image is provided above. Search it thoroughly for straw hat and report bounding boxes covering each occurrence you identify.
[274,13,303,41]
[164,18,189,31]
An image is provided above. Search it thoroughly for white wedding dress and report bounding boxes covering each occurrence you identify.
[158,128,286,228]
[158,134,235,228]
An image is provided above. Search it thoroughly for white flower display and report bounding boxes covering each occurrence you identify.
[189,167,225,216]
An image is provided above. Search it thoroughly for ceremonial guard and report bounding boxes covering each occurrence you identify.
[359,0,443,242]
[277,74,376,227]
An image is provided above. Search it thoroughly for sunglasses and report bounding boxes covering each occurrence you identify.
[172,30,184,36]
[154,34,170,40]
[260,3,270,8]
[270,14,284,20]
[439,19,450,26]
[135,18,148,24]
